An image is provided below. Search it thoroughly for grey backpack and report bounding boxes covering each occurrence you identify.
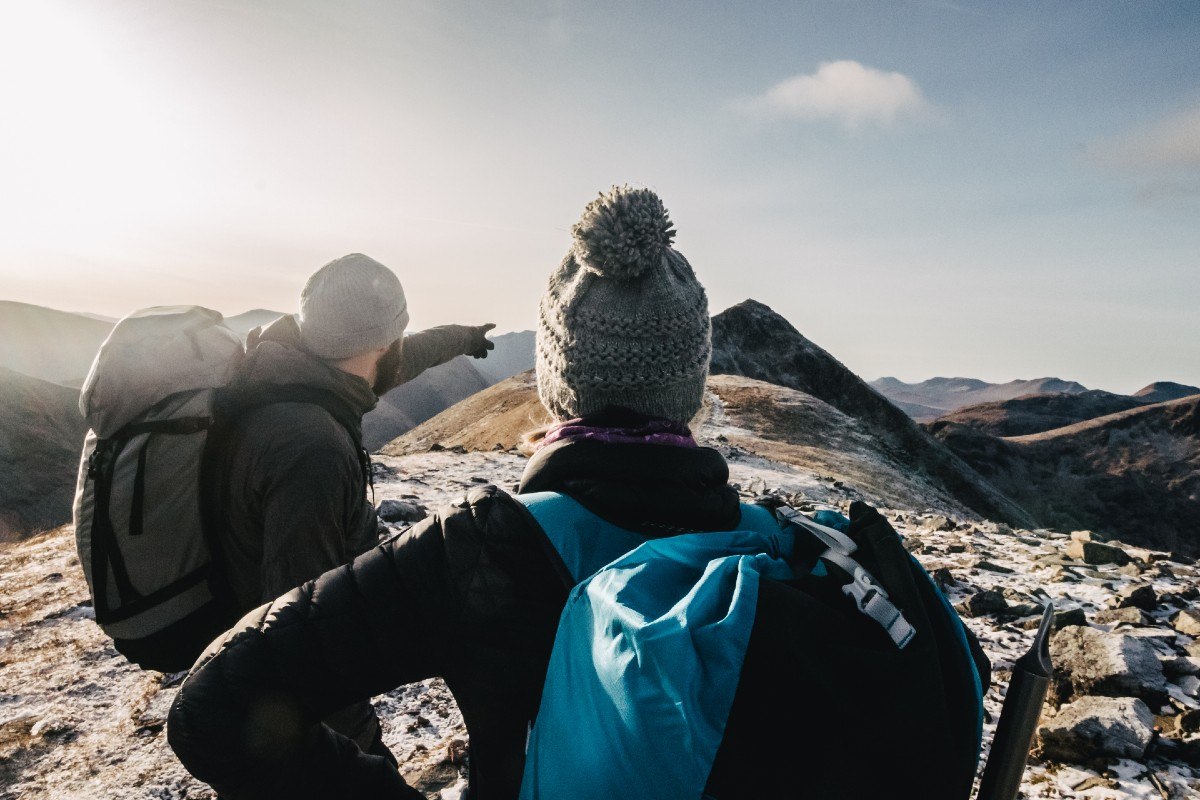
[74,306,244,672]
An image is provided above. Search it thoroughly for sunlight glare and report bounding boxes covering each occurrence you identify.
[0,1,197,257]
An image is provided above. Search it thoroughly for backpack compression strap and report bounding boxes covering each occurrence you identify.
[776,505,916,649]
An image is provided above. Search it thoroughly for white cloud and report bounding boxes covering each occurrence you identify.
[1091,105,1200,169]
[742,60,929,128]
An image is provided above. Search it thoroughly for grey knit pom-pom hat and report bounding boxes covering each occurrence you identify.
[536,185,711,424]
[299,253,410,360]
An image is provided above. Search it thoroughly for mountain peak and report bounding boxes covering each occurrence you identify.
[1134,381,1200,403]
[710,302,1032,526]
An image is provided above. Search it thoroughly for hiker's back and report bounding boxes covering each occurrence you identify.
[214,400,377,611]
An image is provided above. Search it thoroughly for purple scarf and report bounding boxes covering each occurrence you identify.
[539,417,698,451]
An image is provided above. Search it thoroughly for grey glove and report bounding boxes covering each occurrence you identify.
[465,323,496,359]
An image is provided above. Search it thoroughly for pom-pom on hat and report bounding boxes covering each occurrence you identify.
[299,253,410,360]
[536,185,711,424]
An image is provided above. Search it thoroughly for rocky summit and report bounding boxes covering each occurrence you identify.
[4,427,1200,798]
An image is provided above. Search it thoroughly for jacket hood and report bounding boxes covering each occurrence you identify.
[221,314,378,435]
[518,437,741,534]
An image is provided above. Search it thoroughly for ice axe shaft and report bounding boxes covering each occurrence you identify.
[974,601,1054,800]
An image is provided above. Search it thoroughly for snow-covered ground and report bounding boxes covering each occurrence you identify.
[2,448,1198,798]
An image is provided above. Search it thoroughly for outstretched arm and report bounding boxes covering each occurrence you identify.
[395,324,496,385]
[168,516,454,799]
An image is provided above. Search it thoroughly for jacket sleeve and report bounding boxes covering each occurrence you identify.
[394,326,475,385]
[167,487,561,799]
[168,511,455,799]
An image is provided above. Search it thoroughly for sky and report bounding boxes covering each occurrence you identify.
[0,0,1197,394]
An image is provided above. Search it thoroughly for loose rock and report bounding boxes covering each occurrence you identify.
[1093,607,1149,626]
[1065,540,1132,566]
[1117,584,1158,612]
[378,499,428,524]
[1053,607,1089,630]
[1050,626,1167,702]
[924,515,955,532]
[961,589,1008,618]
[1173,609,1200,637]
[1037,696,1156,762]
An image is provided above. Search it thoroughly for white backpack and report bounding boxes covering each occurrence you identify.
[73,306,244,672]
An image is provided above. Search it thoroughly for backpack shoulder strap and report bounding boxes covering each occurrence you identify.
[515,492,646,585]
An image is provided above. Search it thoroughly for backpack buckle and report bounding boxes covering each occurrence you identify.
[842,563,916,649]
[776,506,916,650]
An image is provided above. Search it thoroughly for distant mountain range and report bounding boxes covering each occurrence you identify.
[927,391,1149,438]
[2,298,1197,555]
[870,376,1090,420]
[0,301,114,387]
[388,300,1033,527]
[362,330,537,450]
[708,301,1033,525]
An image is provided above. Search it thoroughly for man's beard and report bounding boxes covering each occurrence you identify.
[372,339,404,396]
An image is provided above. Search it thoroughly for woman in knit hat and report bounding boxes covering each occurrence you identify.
[168,187,987,800]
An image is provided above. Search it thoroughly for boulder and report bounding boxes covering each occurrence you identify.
[1037,696,1156,762]
[1119,628,1180,652]
[1117,584,1157,612]
[1178,675,1200,698]
[1173,609,1200,637]
[1022,606,1089,633]
[377,499,428,524]
[1053,607,1088,630]
[924,515,955,532]
[1065,539,1132,566]
[1163,657,1200,678]
[1050,626,1167,702]
[1093,607,1148,626]
[960,589,1008,618]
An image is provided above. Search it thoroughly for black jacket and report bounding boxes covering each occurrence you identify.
[172,434,988,799]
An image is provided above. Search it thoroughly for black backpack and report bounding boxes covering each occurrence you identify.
[708,501,992,799]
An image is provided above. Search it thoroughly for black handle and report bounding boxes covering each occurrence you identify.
[975,601,1054,800]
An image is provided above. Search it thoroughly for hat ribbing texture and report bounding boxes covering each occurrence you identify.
[537,186,711,424]
[299,253,410,360]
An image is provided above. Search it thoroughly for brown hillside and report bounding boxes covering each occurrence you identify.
[381,370,552,455]
[932,396,1200,556]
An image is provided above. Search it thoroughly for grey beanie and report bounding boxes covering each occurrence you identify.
[536,185,711,424]
[298,253,410,360]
